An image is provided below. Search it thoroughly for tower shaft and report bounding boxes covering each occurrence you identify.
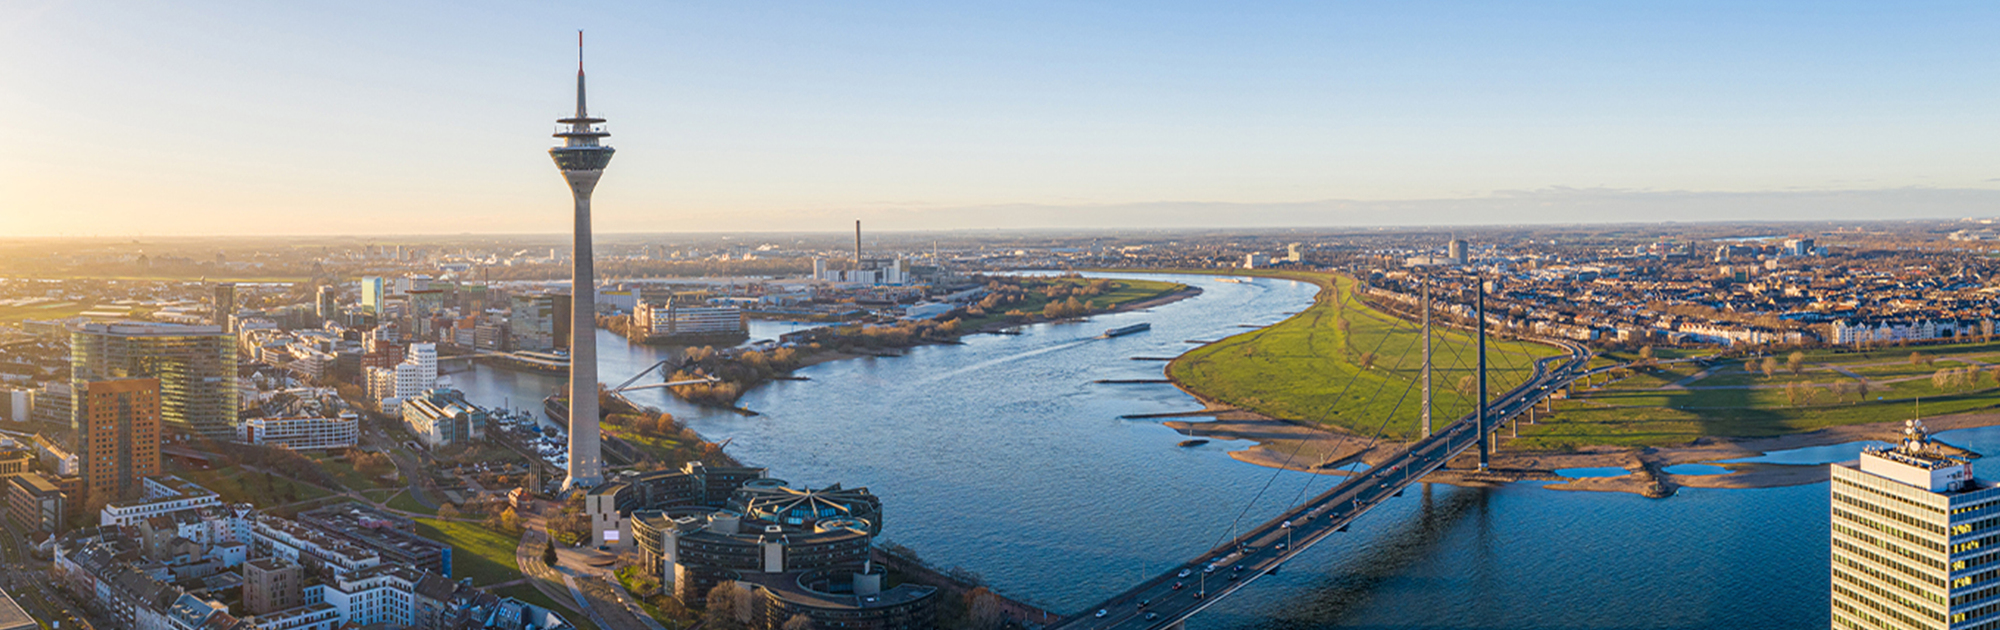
[552,32,614,492]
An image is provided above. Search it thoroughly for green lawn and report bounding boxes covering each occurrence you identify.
[415,518,523,587]
[387,490,437,515]
[1526,339,2000,449]
[309,453,399,491]
[183,466,332,506]
[1169,271,1566,440]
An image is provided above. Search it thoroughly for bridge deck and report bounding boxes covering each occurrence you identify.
[1050,341,1588,630]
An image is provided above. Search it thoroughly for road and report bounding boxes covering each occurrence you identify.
[1053,339,1591,630]
[0,520,100,630]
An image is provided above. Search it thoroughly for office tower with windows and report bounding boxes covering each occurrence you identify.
[360,276,386,316]
[213,282,236,332]
[78,378,161,509]
[70,322,237,441]
[1830,419,2000,630]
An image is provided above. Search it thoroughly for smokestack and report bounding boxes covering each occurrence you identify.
[854,220,862,270]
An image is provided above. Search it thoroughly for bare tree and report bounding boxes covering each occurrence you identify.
[1787,351,1805,376]
[1761,356,1777,378]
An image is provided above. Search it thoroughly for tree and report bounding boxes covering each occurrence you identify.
[542,536,558,567]
[1934,368,1954,390]
[1911,352,1927,366]
[499,507,522,533]
[1760,356,1777,378]
[1638,346,1655,362]
[1787,351,1805,376]
[965,587,1005,630]
[783,614,814,630]
[436,503,460,520]
[704,581,751,630]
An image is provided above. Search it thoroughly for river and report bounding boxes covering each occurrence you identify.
[451,272,1830,629]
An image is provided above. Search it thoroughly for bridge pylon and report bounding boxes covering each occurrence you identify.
[1477,277,1490,472]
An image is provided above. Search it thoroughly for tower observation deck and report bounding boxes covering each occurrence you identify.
[553,32,614,491]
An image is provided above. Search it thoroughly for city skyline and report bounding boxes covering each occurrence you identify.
[5,1,1999,236]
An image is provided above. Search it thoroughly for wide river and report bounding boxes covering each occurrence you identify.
[455,272,1845,629]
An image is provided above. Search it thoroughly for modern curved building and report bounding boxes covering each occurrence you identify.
[596,465,934,630]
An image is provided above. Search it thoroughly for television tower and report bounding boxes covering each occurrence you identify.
[552,32,614,491]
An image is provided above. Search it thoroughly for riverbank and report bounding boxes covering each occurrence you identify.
[1163,392,2000,497]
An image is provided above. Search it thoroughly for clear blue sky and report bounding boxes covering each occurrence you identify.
[2,1,1996,236]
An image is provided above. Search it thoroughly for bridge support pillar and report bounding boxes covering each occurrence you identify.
[1477,279,1489,472]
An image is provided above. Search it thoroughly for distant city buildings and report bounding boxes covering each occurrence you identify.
[813,257,908,285]
[507,293,569,352]
[630,298,747,344]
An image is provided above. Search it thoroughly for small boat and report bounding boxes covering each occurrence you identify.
[1178,439,1210,447]
[1104,323,1152,338]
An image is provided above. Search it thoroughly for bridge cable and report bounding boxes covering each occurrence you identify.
[1201,285,1424,555]
[1279,284,1489,513]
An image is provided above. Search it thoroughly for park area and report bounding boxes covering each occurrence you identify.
[1521,341,2000,450]
[1170,271,1565,440]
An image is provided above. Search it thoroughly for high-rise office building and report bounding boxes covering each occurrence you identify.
[1830,420,1993,630]
[550,33,614,490]
[1447,239,1469,265]
[212,283,236,333]
[360,277,386,316]
[316,285,339,324]
[78,378,161,510]
[70,322,237,441]
[508,293,571,352]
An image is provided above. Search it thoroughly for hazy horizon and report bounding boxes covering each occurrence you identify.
[5,1,1996,237]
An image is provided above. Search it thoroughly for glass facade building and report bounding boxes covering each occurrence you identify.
[71,322,238,441]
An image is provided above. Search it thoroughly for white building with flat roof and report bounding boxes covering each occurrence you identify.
[100,475,221,527]
[238,413,359,450]
[1830,419,2000,630]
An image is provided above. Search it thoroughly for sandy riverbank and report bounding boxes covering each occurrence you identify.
[1161,395,2000,497]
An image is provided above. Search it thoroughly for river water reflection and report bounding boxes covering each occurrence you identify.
[453,273,1830,628]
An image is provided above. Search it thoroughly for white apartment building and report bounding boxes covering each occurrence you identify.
[365,342,436,414]
[100,475,223,527]
[1830,420,2000,630]
[251,515,382,578]
[238,413,359,450]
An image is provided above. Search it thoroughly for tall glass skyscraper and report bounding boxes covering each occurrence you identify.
[70,322,237,442]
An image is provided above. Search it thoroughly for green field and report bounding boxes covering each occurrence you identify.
[387,490,437,515]
[1517,339,2000,450]
[415,518,523,587]
[1169,271,1565,440]
[309,453,399,490]
[183,466,333,506]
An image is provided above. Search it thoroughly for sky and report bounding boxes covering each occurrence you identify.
[1,1,1997,236]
